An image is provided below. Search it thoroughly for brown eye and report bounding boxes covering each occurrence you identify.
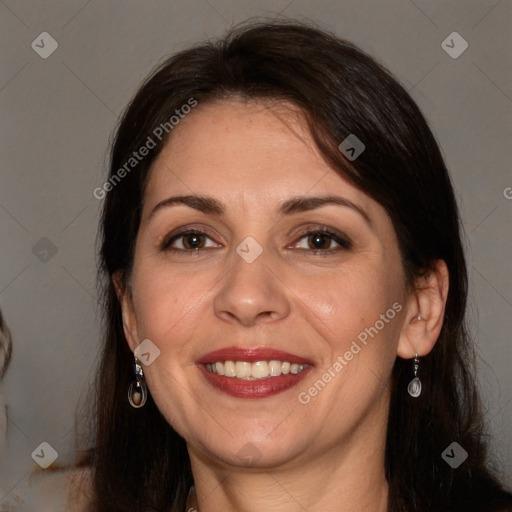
[293,228,352,252]
[182,233,205,249]
[307,232,333,250]
[162,230,218,252]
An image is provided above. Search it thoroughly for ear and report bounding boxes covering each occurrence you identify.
[112,270,139,354]
[397,259,449,359]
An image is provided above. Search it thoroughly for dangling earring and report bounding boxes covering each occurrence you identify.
[128,355,147,408]
[407,353,422,397]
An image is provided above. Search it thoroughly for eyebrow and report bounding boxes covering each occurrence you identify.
[148,195,225,221]
[147,194,373,229]
[279,195,373,229]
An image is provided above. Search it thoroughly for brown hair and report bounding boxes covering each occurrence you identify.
[83,20,512,511]
[0,309,12,380]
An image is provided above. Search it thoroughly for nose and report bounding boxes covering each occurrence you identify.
[213,248,291,327]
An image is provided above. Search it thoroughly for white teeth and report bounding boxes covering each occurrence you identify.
[215,362,225,376]
[268,360,282,376]
[251,361,269,379]
[224,360,236,377]
[235,361,252,378]
[205,360,308,379]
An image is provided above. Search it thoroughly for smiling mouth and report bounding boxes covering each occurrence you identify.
[205,360,309,380]
[197,347,313,398]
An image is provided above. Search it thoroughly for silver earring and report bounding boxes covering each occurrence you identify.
[128,355,147,408]
[407,353,422,397]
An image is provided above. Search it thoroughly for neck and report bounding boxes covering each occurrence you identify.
[186,395,390,512]
[187,464,388,512]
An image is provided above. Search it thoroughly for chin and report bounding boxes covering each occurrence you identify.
[192,427,313,470]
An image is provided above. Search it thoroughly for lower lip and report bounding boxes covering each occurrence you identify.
[197,364,312,399]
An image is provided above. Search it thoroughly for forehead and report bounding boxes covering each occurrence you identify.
[143,99,374,218]
[149,100,321,178]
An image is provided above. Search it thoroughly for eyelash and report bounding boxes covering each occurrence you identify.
[160,227,352,255]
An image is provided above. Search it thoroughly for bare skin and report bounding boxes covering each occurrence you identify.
[116,99,449,512]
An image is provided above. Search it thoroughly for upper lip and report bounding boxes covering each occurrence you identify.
[197,346,313,365]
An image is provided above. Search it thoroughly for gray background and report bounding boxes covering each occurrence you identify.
[0,0,511,503]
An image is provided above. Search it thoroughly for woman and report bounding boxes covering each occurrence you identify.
[81,20,512,511]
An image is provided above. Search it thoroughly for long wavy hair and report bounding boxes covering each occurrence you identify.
[83,20,512,511]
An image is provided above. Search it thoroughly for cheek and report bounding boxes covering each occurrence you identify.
[297,263,401,346]
[130,263,210,344]
[295,266,403,418]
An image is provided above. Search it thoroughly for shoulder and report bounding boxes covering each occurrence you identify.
[32,465,94,512]
[64,465,94,511]
[0,466,94,511]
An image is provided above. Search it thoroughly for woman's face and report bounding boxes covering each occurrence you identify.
[120,99,411,468]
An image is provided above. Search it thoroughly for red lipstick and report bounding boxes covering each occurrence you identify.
[196,346,313,399]
[197,347,312,365]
